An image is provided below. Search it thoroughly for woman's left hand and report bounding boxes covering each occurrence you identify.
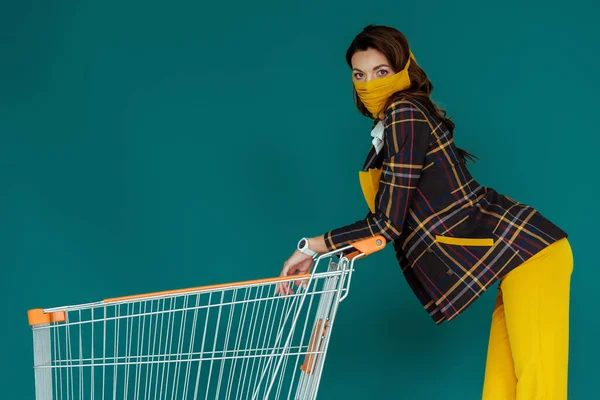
[275,250,314,296]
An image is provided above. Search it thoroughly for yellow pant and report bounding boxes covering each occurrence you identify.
[482,238,573,400]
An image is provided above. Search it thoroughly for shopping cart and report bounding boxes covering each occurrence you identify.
[27,235,386,399]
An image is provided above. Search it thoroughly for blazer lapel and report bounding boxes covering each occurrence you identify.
[362,146,383,171]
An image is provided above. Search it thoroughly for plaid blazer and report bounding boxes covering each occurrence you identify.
[324,98,568,324]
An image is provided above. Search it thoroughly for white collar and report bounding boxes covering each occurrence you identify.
[371,121,384,154]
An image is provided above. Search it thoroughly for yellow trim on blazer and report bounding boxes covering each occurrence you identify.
[435,235,494,247]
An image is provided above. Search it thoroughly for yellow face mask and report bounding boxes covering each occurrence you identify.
[353,51,416,119]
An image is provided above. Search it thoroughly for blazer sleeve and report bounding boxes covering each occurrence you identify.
[323,100,431,251]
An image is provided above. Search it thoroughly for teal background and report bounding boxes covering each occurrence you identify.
[2,0,598,398]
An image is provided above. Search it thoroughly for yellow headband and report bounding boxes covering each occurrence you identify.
[353,51,416,119]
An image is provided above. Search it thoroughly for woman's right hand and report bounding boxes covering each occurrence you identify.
[275,249,315,296]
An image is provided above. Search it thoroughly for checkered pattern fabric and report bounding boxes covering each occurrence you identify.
[324,98,567,324]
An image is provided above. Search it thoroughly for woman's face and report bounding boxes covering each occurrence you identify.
[351,48,396,82]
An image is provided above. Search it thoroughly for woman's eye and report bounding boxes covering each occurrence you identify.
[353,72,364,80]
[377,70,389,76]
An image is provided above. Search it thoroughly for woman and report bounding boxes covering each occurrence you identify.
[276,25,573,399]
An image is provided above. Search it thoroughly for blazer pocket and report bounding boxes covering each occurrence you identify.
[435,235,494,247]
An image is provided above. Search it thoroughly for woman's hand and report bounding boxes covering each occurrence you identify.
[275,250,314,296]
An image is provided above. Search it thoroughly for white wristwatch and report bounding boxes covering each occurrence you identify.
[297,237,317,257]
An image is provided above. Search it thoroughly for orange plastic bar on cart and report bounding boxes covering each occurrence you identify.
[27,309,66,326]
[300,319,330,374]
[344,234,386,260]
[104,274,312,303]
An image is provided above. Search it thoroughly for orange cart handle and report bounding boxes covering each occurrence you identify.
[342,234,386,260]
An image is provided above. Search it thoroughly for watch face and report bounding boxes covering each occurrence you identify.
[299,239,307,249]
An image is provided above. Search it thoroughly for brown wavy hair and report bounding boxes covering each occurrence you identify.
[346,24,476,162]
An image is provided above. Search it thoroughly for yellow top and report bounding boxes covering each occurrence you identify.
[359,168,382,213]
